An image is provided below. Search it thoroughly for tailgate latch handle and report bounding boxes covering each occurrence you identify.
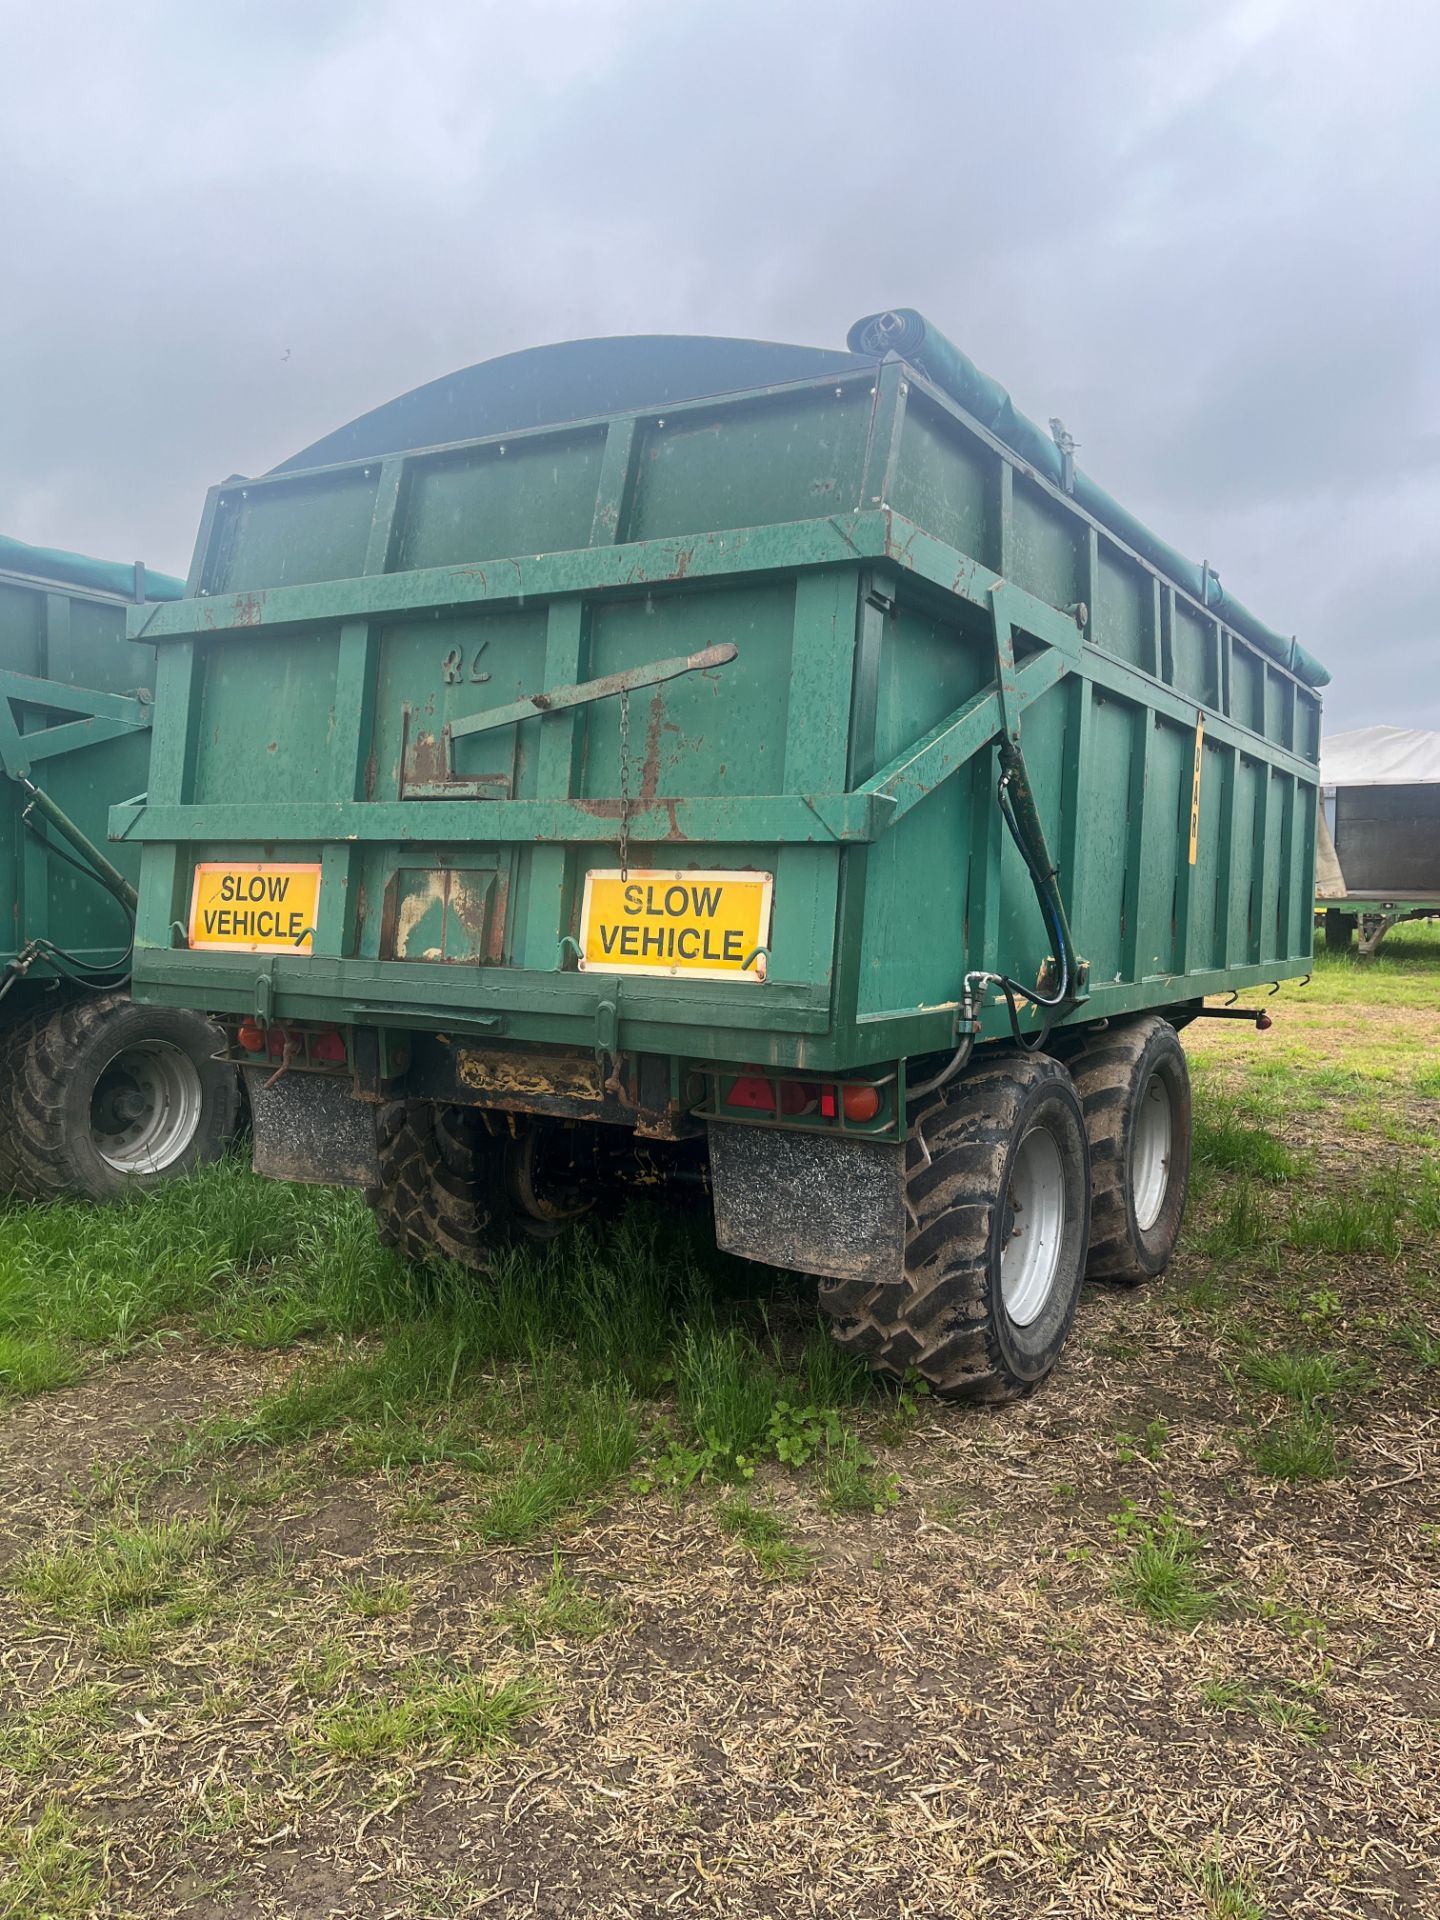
[447,643,738,742]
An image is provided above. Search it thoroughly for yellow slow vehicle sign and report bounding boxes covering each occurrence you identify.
[578,869,772,981]
[188,863,321,953]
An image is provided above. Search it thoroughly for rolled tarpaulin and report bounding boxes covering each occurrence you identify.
[847,309,1328,690]
[0,532,185,603]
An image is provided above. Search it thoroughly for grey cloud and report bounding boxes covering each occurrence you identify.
[1,0,1435,737]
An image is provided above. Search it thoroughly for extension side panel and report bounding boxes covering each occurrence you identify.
[0,569,154,974]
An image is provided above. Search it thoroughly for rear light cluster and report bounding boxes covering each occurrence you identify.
[234,1022,347,1065]
[724,1072,882,1123]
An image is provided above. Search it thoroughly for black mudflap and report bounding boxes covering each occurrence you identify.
[245,1068,380,1186]
[707,1121,905,1285]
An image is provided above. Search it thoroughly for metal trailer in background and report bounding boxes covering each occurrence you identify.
[119,309,1325,1400]
[1316,726,1440,956]
[0,535,237,1200]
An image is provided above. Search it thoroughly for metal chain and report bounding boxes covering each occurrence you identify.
[617,685,631,879]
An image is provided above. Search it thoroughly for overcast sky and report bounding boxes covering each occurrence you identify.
[2,0,1436,732]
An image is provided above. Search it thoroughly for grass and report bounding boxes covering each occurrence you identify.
[312,1662,547,1761]
[1110,1498,1218,1629]
[0,1801,101,1919]
[1285,1188,1403,1257]
[1230,1343,1368,1484]
[1392,1320,1440,1368]
[1236,1349,1371,1407]
[127,1198,892,1544]
[1193,1183,1276,1261]
[343,1576,413,1619]
[1184,1852,1266,1920]
[1193,1102,1301,1184]
[0,1159,398,1395]
[498,1555,617,1644]
[714,1496,816,1581]
[11,1510,234,1623]
[0,1329,81,1397]
[1242,1411,1340,1482]
[0,1685,117,1781]
[471,1389,640,1544]
[817,1431,898,1513]
[1200,1676,1327,1743]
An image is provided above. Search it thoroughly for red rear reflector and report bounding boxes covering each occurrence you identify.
[842,1084,881,1122]
[725,1074,776,1111]
[311,1030,347,1063]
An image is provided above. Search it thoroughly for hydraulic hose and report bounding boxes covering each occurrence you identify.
[993,738,1080,1037]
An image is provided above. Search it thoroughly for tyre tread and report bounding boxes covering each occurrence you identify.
[819,1052,1087,1403]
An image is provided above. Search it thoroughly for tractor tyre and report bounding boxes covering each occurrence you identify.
[367,1101,593,1271]
[818,1052,1091,1402]
[1066,1016,1192,1285]
[1,993,237,1203]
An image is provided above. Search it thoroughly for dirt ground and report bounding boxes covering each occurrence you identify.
[2,953,1438,1919]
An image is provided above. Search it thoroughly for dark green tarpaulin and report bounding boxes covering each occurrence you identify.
[847,310,1328,691]
[0,533,185,603]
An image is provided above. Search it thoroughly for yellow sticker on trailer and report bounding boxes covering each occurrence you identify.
[188,863,321,953]
[1188,710,1205,866]
[578,869,773,981]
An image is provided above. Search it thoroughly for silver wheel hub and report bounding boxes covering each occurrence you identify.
[1131,1071,1173,1233]
[1000,1122,1067,1327]
[90,1041,204,1176]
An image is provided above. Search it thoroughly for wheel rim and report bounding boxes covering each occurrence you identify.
[1132,1070,1173,1233]
[506,1127,594,1227]
[1000,1122,1067,1328]
[90,1041,204,1175]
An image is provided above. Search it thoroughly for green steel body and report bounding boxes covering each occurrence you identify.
[120,353,1321,1073]
[0,555,160,999]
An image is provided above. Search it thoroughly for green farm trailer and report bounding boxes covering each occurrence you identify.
[119,310,1325,1398]
[0,535,236,1200]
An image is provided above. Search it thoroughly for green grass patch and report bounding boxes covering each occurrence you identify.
[498,1554,617,1643]
[312,1662,547,1761]
[1285,1188,1403,1257]
[164,1202,891,1543]
[1237,1349,1372,1408]
[342,1577,413,1619]
[0,1330,82,1397]
[1110,1497,1218,1629]
[1193,1184,1277,1262]
[817,1430,899,1513]
[1200,1675,1327,1742]
[714,1496,816,1582]
[12,1510,233,1623]
[0,1158,401,1391]
[1242,1410,1340,1482]
[0,1685,117,1782]
[1393,1321,1440,1369]
[1183,1850,1266,1920]
[471,1386,640,1544]
[1231,1344,1355,1481]
[0,1801,101,1919]
[1193,1105,1300,1184]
